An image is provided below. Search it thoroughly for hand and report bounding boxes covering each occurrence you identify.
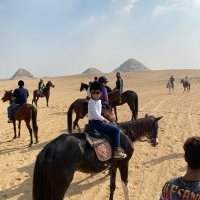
[103,120,109,123]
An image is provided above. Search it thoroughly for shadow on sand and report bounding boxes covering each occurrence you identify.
[143,153,183,166]
[0,161,108,200]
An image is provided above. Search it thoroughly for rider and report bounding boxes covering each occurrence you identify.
[98,76,109,105]
[170,75,175,84]
[38,79,45,94]
[184,76,189,83]
[160,136,200,200]
[114,72,123,103]
[94,76,98,82]
[88,81,127,159]
[7,80,29,123]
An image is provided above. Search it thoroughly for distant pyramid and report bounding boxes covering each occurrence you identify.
[11,68,35,80]
[82,67,103,74]
[114,58,150,72]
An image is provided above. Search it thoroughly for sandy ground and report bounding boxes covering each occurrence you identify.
[0,69,200,200]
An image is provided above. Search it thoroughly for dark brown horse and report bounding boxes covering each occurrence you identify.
[2,90,38,146]
[32,81,55,107]
[33,115,162,200]
[79,82,138,120]
[67,98,116,132]
[180,79,190,92]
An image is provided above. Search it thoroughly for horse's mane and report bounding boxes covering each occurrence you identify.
[119,118,154,141]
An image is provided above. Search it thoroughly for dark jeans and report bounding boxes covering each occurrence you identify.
[89,120,120,148]
[7,103,19,120]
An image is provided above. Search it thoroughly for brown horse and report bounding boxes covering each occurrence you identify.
[2,90,38,146]
[180,79,190,92]
[80,82,138,121]
[67,98,116,132]
[32,81,55,107]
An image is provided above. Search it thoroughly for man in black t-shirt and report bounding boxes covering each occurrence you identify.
[160,137,200,200]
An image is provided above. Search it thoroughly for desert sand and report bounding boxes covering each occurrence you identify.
[1,69,200,200]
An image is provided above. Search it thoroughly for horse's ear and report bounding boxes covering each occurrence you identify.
[145,114,148,118]
[155,116,163,122]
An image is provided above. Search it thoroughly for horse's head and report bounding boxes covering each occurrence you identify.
[180,79,184,83]
[145,114,163,146]
[1,90,12,102]
[80,83,84,92]
[46,81,55,88]
[80,82,88,92]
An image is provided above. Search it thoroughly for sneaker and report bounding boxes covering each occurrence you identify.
[113,149,127,159]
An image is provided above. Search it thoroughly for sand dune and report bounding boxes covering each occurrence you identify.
[0,70,200,200]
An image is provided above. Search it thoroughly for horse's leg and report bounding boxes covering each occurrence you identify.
[109,166,117,200]
[13,120,17,139]
[119,161,129,200]
[35,96,39,107]
[114,106,118,122]
[18,121,21,138]
[73,117,81,132]
[46,96,49,107]
[25,120,33,146]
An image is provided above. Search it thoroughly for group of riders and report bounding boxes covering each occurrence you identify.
[6,72,126,159]
[167,75,189,88]
[3,72,200,199]
[7,79,46,123]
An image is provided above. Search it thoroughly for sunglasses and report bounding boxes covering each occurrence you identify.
[91,91,101,95]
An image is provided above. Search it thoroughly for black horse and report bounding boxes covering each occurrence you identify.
[80,82,112,93]
[32,81,55,107]
[80,82,138,121]
[33,115,162,200]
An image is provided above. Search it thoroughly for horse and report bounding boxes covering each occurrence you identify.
[180,79,190,92]
[80,82,138,121]
[166,80,175,94]
[33,115,162,200]
[67,98,116,132]
[32,81,55,107]
[1,90,38,146]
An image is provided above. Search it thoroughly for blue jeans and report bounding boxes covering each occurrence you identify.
[89,120,120,148]
[7,103,18,120]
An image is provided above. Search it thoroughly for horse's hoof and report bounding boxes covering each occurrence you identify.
[28,143,33,147]
[13,136,17,139]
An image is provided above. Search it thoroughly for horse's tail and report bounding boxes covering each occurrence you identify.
[33,152,42,200]
[32,148,63,200]
[135,94,138,119]
[67,102,74,133]
[31,106,38,136]
[33,134,81,200]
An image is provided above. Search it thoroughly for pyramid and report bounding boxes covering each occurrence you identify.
[11,68,35,80]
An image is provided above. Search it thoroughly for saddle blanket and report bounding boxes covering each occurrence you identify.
[86,133,112,162]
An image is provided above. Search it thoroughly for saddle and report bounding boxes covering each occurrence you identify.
[84,125,112,162]
[37,89,45,97]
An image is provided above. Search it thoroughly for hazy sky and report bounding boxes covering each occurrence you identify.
[0,0,200,78]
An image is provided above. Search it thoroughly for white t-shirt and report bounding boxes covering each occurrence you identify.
[88,98,106,121]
